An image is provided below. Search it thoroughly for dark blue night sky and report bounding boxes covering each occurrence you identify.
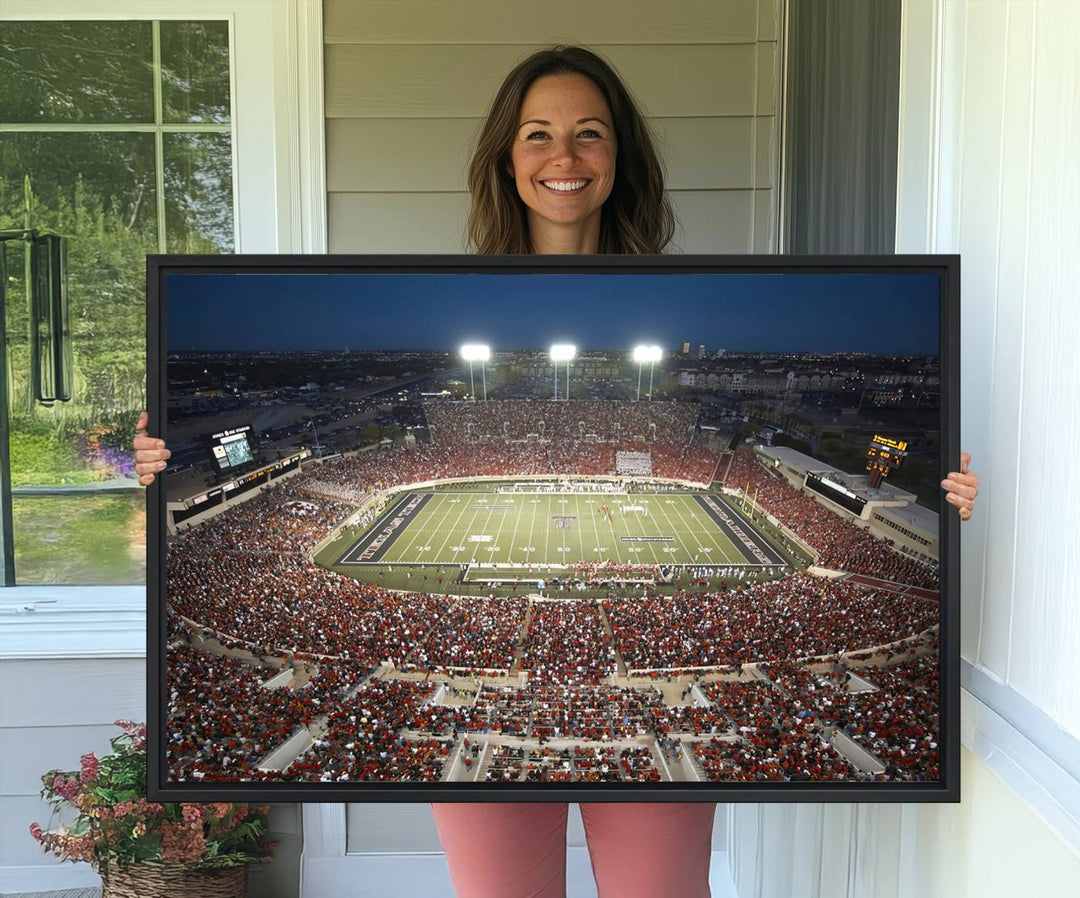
[166,272,939,355]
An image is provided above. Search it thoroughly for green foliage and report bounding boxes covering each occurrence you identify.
[31,722,274,874]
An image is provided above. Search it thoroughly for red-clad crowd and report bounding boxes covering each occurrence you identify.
[725,450,938,587]
[605,573,938,670]
[162,404,942,785]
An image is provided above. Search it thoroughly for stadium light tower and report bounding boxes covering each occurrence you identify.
[550,344,576,401]
[632,344,663,400]
[461,344,490,401]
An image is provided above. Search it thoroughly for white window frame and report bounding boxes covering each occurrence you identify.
[0,0,326,655]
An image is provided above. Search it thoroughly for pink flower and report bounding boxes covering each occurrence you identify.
[160,821,206,863]
[80,753,99,782]
[52,778,80,801]
[138,799,166,818]
[29,822,44,842]
[181,805,202,824]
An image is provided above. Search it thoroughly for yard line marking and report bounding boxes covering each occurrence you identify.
[589,491,605,564]
[436,490,474,563]
[651,492,684,567]
[492,494,511,567]
[508,494,524,566]
[541,493,552,572]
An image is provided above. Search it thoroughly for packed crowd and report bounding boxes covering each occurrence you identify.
[725,451,938,587]
[424,400,699,446]
[284,678,450,783]
[166,642,372,781]
[407,595,528,672]
[520,601,617,685]
[162,410,942,784]
[605,574,938,670]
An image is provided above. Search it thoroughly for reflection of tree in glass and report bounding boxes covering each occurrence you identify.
[165,133,234,254]
[0,22,155,124]
[1,150,155,482]
[160,21,231,124]
[0,20,233,488]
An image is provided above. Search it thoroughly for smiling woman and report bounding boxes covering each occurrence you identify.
[509,73,617,252]
[466,45,674,255]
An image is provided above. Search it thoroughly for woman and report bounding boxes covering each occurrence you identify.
[135,46,979,898]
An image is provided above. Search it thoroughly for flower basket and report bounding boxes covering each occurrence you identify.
[30,721,273,892]
[101,862,246,898]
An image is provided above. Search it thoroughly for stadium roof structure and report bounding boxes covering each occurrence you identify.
[872,501,939,539]
[755,444,919,505]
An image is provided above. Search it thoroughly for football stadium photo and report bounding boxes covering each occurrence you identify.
[160,269,943,789]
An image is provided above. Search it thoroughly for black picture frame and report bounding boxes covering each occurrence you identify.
[148,253,960,803]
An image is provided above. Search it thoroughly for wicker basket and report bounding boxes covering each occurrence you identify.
[100,862,247,898]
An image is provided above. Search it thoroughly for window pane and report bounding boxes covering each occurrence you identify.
[2,132,154,584]
[1,132,156,483]
[1,20,234,587]
[12,493,146,585]
[160,21,232,124]
[0,22,154,124]
[164,133,235,253]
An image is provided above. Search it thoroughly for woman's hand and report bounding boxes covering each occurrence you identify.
[941,452,979,521]
[133,411,170,486]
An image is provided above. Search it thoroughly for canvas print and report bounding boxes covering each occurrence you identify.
[153,258,954,799]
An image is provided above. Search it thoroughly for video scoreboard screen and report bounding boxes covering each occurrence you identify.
[804,472,867,516]
[206,424,255,472]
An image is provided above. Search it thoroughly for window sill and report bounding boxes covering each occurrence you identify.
[961,662,1080,853]
[0,585,146,659]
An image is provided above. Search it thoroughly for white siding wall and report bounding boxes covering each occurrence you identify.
[324,0,781,254]
[727,1,1080,895]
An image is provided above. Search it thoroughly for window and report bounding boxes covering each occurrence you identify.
[1,19,234,584]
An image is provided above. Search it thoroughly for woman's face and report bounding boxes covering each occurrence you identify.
[509,73,617,239]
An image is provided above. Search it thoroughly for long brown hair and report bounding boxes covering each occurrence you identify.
[466,46,675,255]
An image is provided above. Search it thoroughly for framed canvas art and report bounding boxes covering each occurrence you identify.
[148,254,960,802]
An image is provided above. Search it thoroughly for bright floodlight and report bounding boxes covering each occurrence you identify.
[550,344,576,361]
[633,345,663,363]
[460,344,490,361]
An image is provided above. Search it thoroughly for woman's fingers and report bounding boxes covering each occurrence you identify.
[940,474,978,500]
[133,411,168,486]
[942,454,978,521]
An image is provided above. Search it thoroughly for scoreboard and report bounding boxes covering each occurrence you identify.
[206,424,255,472]
[866,434,908,488]
[805,472,867,515]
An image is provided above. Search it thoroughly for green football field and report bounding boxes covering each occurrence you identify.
[332,489,786,572]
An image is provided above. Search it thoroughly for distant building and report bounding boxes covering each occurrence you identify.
[681,341,691,355]
[698,344,706,359]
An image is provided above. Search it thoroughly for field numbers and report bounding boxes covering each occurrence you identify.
[519,546,535,552]
[557,546,571,552]
[450,546,466,552]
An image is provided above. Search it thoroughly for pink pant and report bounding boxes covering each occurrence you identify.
[431,802,715,898]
